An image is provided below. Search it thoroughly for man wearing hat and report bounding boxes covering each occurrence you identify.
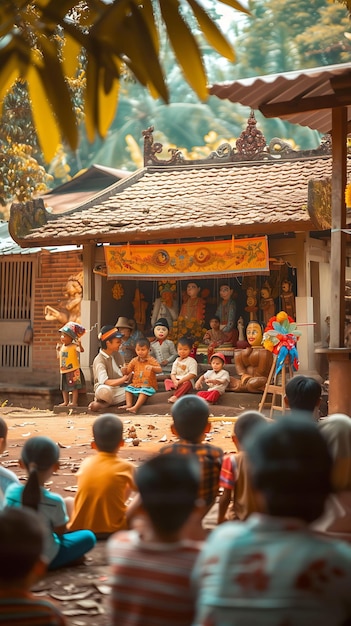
[150,318,177,376]
[115,317,136,364]
[89,325,131,413]
[195,352,230,404]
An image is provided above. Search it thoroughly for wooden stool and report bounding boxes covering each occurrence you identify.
[258,355,293,418]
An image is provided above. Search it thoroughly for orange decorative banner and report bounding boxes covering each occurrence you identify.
[104,237,269,279]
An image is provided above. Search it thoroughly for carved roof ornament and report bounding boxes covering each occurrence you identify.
[142,126,184,166]
[236,110,267,156]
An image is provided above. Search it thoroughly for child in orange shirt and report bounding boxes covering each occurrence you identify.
[121,338,162,414]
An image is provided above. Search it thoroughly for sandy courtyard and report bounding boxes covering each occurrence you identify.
[0,405,236,626]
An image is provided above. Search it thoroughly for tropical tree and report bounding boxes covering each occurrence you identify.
[0,0,249,162]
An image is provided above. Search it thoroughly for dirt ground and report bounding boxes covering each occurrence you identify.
[0,405,236,626]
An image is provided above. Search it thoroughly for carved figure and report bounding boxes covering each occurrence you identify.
[280,279,296,319]
[179,282,206,322]
[230,321,273,393]
[45,272,83,325]
[260,281,275,325]
[150,317,177,375]
[132,288,148,331]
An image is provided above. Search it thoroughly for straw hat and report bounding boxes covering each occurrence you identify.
[115,316,133,329]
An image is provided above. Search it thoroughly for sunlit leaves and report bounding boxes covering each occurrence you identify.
[0,0,246,160]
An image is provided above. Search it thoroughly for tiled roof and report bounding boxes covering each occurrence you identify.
[10,156,335,247]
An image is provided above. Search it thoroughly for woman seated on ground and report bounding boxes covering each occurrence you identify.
[311,413,351,541]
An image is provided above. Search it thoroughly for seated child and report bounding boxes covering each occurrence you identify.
[67,414,137,538]
[107,454,203,626]
[164,336,198,404]
[0,417,19,508]
[218,410,267,523]
[192,415,351,626]
[0,507,66,625]
[121,338,162,414]
[312,413,351,541]
[202,316,226,361]
[160,395,223,537]
[150,317,177,375]
[4,436,96,570]
[195,352,230,404]
[285,375,322,421]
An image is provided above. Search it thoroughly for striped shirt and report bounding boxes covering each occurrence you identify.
[107,530,202,626]
[160,441,223,506]
[0,594,66,625]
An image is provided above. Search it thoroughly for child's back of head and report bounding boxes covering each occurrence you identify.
[136,453,200,536]
[234,410,267,448]
[0,507,45,585]
[21,436,60,511]
[171,395,209,443]
[285,375,321,415]
[93,413,123,452]
[245,414,332,522]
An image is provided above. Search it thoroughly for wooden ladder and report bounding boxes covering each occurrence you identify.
[258,355,293,418]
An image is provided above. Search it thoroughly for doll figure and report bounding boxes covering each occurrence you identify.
[281,279,296,319]
[151,281,178,331]
[150,318,177,375]
[179,282,206,322]
[230,320,273,393]
[202,316,226,361]
[260,281,275,326]
[215,283,237,345]
[245,286,258,321]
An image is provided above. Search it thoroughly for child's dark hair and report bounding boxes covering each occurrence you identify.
[210,316,221,323]
[245,415,332,522]
[0,416,8,439]
[234,410,267,446]
[136,337,150,349]
[93,414,123,452]
[285,375,321,413]
[171,395,209,442]
[21,437,60,511]
[136,453,200,535]
[177,336,193,349]
[0,508,45,582]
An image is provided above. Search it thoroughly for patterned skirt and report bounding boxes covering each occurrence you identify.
[61,368,86,391]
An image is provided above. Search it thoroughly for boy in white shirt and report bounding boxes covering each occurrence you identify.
[195,352,230,404]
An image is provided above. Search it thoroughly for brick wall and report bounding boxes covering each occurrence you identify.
[32,250,83,386]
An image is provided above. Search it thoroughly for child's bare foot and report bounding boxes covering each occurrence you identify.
[68,403,78,407]
[58,402,68,407]
[126,407,137,413]
[168,396,177,403]
[119,404,132,410]
[88,400,108,412]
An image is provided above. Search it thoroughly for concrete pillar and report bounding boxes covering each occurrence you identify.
[295,296,316,375]
[80,300,99,390]
[326,348,351,415]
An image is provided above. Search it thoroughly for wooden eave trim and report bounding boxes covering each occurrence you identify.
[14,220,315,249]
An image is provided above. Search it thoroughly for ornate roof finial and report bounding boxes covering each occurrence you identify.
[236,110,267,157]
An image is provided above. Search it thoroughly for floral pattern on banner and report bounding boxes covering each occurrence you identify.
[105,237,269,279]
[262,311,301,374]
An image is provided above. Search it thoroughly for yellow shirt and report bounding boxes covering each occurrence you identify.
[68,452,136,534]
[59,343,80,373]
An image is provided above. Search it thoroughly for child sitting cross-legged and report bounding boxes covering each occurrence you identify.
[164,336,198,404]
[0,417,19,508]
[218,410,268,524]
[192,415,351,626]
[195,351,230,404]
[160,395,223,539]
[121,338,162,414]
[4,436,96,570]
[67,414,137,539]
[107,453,203,626]
[0,507,67,625]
